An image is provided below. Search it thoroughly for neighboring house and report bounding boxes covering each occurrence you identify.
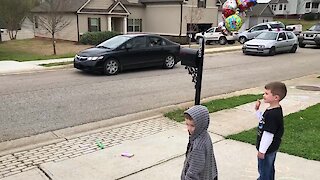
[269,0,320,16]
[218,1,274,32]
[31,0,220,42]
[0,17,35,42]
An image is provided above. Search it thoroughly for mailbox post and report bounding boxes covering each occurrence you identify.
[195,33,205,105]
[180,32,205,105]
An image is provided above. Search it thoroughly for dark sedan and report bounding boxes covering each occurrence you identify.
[74,34,181,75]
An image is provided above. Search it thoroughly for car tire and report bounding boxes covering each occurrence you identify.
[299,43,306,48]
[238,36,247,44]
[269,47,276,56]
[163,54,176,69]
[104,58,120,75]
[219,37,227,45]
[290,44,298,53]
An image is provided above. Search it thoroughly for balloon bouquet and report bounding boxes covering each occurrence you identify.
[219,0,257,35]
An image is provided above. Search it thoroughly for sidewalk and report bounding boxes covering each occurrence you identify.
[0,75,319,180]
[0,46,242,75]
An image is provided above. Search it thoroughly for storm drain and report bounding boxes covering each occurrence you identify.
[295,85,320,91]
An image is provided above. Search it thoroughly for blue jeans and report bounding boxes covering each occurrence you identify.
[258,151,277,180]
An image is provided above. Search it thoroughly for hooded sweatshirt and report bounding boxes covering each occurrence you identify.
[181,105,218,180]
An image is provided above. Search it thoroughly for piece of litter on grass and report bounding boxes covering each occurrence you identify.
[121,152,134,158]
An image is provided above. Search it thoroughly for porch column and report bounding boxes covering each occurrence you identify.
[108,16,112,31]
[123,17,127,34]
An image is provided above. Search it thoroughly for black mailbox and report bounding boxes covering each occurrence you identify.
[180,48,199,68]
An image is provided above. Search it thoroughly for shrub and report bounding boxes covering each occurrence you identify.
[303,13,320,21]
[80,31,120,45]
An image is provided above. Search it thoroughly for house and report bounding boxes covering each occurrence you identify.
[269,0,320,16]
[0,17,35,42]
[31,0,220,42]
[218,1,274,32]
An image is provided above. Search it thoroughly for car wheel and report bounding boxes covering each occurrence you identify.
[163,54,176,69]
[299,43,306,48]
[219,37,227,45]
[104,58,120,75]
[269,47,276,56]
[239,36,247,44]
[290,44,297,53]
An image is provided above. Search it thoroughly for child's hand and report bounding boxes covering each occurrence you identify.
[255,100,261,111]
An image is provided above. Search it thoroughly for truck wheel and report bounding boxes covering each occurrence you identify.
[219,37,227,45]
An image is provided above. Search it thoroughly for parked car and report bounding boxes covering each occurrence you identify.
[242,31,298,56]
[286,24,302,36]
[298,23,320,48]
[74,34,181,75]
[194,27,238,45]
[237,21,286,44]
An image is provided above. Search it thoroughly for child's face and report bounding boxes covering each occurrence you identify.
[263,89,279,103]
[185,118,195,135]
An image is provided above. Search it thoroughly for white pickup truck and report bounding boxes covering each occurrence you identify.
[194,27,238,45]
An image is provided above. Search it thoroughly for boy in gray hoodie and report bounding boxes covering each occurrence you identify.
[181,105,218,180]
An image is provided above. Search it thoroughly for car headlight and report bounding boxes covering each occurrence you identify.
[87,56,104,61]
[258,45,265,49]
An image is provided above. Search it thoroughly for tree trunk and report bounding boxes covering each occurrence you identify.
[52,33,56,55]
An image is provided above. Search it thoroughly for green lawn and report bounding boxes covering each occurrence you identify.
[165,94,262,122]
[227,103,320,161]
[274,18,319,31]
[0,38,89,61]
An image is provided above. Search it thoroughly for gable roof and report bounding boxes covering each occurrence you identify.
[247,3,274,17]
[80,0,131,15]
[32,0,89,13]
[269,0,288,4]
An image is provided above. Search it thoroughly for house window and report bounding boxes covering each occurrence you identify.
[34,16,39,28]
[306,2,311,8]
[284,4,286,11]
[198,0,206,8]
[128,19,142,32]
[312,3,319,9]
[88,18,101,32]
[279,4,282,10]
[272,5,276,11]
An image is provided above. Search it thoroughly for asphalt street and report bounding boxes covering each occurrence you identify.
[0,47,319,142]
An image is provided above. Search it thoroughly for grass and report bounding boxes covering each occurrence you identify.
[0,38,90,61]
[274,18,319,31]
[227,103,320,161]
[164,94,262,122]
[40,61,73,67]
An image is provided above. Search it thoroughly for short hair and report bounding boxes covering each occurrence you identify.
[265,82,287,101]
[184,113,193,121]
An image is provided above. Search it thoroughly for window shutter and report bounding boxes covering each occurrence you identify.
[140,19,142,32]
[98,18,101,31]
[88,18,91,32]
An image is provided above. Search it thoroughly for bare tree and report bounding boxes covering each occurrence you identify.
[0,0,36,40]
[36,0,71,55]
[184,2,203,47]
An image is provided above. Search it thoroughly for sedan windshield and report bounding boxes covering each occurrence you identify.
[97,36,131,49]
[256,32,278,40]
[309,24,320,31]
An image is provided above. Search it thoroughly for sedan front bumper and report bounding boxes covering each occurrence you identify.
[74,58,104,72]
[242,47,270,55]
